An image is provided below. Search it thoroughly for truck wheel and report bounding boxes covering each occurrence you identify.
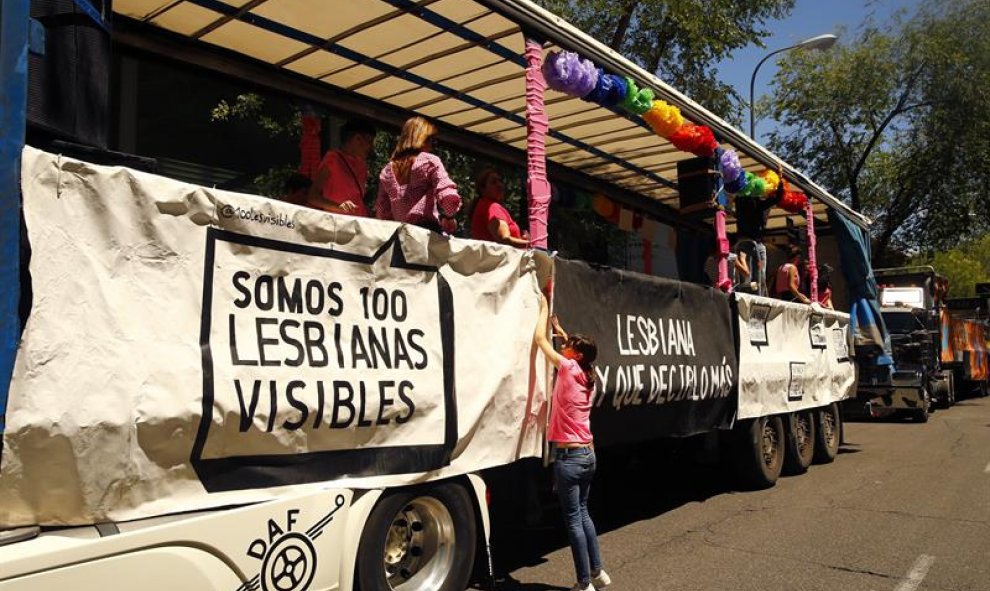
[812,403,841,464]
[356,482,476,591]
[910,389,930,423]
[932,379,949,409]
[734,415,785,489]
[783,410,815,475]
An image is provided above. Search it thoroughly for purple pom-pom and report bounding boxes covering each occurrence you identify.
[543,51,599,97]
[720,149,743,183]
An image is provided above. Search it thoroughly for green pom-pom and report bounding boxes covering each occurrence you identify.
[621,77,654,115]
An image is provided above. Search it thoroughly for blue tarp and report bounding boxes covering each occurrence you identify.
[0,0,30,437]
[827,208,892,367]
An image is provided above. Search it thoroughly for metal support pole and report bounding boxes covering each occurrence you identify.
[806,199,819,303]
[0,0,30,437]
[523,37,550,249]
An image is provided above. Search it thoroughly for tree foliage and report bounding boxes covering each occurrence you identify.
[765,0,990,263]
[536,0,794,121]
[912,235,990,298]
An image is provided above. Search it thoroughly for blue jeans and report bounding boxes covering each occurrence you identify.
[554,447,602,586]
[736,240,768,296]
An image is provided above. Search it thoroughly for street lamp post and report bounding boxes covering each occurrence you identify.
[749,33,837,140]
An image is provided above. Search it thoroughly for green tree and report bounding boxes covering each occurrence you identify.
[913,235,990,297]
[536,0,794,120]
[210,93,302,197]
[765,0,990,263]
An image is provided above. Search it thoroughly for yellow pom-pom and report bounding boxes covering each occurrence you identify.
[643,100,684,139]
[759,169,780,194]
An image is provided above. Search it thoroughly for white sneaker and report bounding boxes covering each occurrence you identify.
[569,583,594,591]
[592,569,611,589]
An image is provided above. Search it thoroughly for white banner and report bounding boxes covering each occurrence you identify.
[735,293,855,420]
[0,148,548,526]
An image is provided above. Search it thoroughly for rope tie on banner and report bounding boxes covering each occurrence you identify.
[55,153,63,200]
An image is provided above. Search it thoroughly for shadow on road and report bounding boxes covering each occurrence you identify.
[483,443,737,587]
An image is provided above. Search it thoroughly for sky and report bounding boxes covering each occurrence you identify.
[717,0,924,142]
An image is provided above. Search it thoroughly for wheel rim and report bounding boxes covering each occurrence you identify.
[761,418,778,468]
[795,414,812,457]
[821,409,837,449]
[383,496,456,591]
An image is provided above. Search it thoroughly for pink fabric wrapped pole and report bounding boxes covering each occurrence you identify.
[715,208,731,292]
[525,38,550,249]
[805,198,818,302]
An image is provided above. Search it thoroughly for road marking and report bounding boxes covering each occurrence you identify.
[894,554,935,591]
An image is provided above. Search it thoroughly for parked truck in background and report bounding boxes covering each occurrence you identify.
[943,295,989,398]
[847,267,956,422]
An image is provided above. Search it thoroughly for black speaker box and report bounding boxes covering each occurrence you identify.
[676,156,717,218]
[28,0,112,149]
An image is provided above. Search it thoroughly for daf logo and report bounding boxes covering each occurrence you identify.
[261,532,316,591]
[236,495,345,591]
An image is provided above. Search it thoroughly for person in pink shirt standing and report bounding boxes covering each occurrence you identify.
[469,168,529,247]
[375,117,462,234]
[534,293,610,591]
[306,118,376,216]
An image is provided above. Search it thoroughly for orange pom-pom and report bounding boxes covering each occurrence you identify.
[592,194,617,219]
[669,124,718,157]
[779,190,809,214]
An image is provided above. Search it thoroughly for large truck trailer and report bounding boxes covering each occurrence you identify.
[1,1,879,589]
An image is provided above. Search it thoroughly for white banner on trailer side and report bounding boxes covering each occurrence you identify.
[735,293,855,420]
[0,147,548,527]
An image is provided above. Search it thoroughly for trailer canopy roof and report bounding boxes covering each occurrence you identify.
[113,0,871,231]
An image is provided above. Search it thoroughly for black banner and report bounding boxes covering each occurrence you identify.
[554,259,737,445]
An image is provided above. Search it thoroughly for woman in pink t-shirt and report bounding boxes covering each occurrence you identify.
[534,294,610,591]
[469,169,529,248]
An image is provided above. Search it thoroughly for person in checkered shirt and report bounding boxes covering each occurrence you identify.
[375,116,462,234]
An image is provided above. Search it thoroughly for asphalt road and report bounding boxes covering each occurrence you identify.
[477,396,990,591]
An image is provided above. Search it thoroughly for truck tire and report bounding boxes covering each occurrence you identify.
[909,388,930,423]
[932,378,950,409]
[733,415,785,489]
[812,403,841,464]
[356,482,476,591]
[783,410,815,475]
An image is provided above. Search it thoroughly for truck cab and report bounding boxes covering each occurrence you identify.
[850,266,955,421]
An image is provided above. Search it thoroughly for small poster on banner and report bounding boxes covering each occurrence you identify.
[832,327,850,361]
[748,304,770,346]
[809,314,827,349]
[788,362,806,401]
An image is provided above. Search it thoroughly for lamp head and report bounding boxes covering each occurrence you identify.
[797,33,838,51]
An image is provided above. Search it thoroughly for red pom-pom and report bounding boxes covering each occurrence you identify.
[669,124,718,157]
[779,190,809,214]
